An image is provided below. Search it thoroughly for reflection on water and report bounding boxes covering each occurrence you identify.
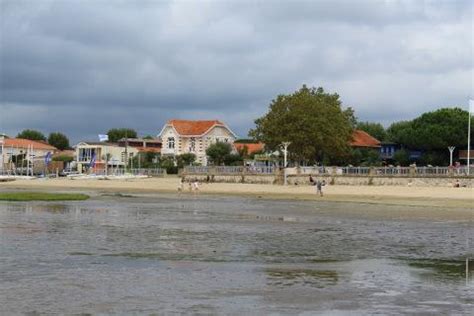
[0,196,472,314]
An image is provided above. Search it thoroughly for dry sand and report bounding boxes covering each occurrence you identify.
[1,176,473,209]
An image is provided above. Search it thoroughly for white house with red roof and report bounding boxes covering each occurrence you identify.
[0,136,58,170]
[158,120,237,165]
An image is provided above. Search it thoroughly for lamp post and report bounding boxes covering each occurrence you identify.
[281,142,291,186]
[448,146,455,167]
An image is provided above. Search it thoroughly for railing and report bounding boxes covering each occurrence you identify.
[183,166,275,175]
[183,165,474,177]
[91,168,166,177]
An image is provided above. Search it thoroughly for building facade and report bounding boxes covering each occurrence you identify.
[0,136,58,170]
[75,138,161,173]
[158,120,237,165]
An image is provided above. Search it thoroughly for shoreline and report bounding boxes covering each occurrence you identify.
[1,177,473,209]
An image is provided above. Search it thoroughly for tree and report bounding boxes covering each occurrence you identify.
[52,155,74,163]
[48,132,70,150]
[107,128,137,142]
[17,129,46,141]
[388,108,470,150]
[176,153,196,167]
[386,121,414,145]
[393,149,410,166]
[249,85,354,163]
[206,142,233,165]
[356,122,387,141]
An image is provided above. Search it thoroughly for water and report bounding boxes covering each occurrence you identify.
[0,195,472,314]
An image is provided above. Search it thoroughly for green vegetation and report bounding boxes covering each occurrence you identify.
[356,121,387,141]
[0,192,89,201]
[52,155,74,163]
[107,128,138,142]
[48,132,70,150]
[249,85,354,164]
[206,142,243,165]
[17,129,46,141]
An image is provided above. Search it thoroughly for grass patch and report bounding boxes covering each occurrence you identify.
[0,192,89,201]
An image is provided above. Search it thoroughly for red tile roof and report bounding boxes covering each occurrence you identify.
[1,138,57,151]
[168,120,225,136]
[350,130,381,148]
[234,142,265,154]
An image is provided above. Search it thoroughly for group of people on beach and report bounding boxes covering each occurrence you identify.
[309,175,326,197]
[178,177,200,193]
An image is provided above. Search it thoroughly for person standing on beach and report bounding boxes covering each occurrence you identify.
[316,180,323,197]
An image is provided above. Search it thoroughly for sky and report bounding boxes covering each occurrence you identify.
[0,0,473,143]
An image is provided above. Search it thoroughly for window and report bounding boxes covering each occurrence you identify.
[168,137,175,149]
[189,137,196,152]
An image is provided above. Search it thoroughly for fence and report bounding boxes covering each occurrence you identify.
[183,165,474,178]
[91,168,166,177]
[183,166,275,175]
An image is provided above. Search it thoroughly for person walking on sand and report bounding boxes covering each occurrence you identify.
[178,177,184,192]
[192,179,200,193]
[316,180,324,197]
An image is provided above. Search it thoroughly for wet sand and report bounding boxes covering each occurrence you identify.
[1,177,473,209]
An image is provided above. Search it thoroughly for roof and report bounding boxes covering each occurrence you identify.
[458,150,474,159]
[234,142,265,154]
[75,141,119,147]
[53,150,75,157]
[118,138,162,143]
[136,147,161,153]
[350,130,381,148]
[1,138,57,151]
[166,119,227,136]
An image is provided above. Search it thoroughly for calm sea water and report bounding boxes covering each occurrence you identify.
[0,195,473,315]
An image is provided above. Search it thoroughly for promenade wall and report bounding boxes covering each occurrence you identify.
[182,173,474,188]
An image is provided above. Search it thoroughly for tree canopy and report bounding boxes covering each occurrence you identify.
[249,85,353,163]
[387,108,470,150]
[48,132,70,150]
[206,142,233,165]
[107,128,137,142]
[176,153,196,167]
[356,121,387,141]
[17,129,46,141]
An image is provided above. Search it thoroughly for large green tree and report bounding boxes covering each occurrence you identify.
[48,132,70,150]
[176,153,196,167]
[249,85,354,163]
[107,128,137,142]
[356,121,387,141]
[387,108,470,150]
[206,142,233,165]
[17,129,46,141]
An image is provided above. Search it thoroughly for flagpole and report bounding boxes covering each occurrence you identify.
[468,104,471,175]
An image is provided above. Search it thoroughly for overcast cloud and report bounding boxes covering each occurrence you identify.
[0,0,473,142]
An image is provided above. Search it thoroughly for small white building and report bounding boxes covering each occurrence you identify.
[158,120,237,165]
[74,138,162,173]
[74,142,138,172]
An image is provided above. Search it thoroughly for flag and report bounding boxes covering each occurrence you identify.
[44,152,52,165]
[89,152,96,168]
[98,134,109,142]
[470,99,474,114]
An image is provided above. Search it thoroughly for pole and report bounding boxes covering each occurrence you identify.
[468,103,471,175]
[282,142,291,186]
[448,146,455,167]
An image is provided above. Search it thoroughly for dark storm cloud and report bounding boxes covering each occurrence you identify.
[0,0,472,142]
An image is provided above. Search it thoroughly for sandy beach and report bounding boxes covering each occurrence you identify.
[1,177,473,208]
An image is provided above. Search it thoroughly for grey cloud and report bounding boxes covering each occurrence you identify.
[1,0,472,142]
